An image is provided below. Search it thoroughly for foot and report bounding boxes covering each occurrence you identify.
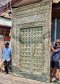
[52,77,59,82]
[52,77,56,82]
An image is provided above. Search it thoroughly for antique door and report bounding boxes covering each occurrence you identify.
[12,0,52,82]
[20,27,44,74]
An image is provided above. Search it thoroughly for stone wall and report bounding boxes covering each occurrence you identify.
[10,0,52,82]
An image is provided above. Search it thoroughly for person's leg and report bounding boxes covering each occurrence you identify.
[51,61,56,77]
[55,61,59,80]
[50,61,57,82]
[59,70,60,78]
[59,61,60,78]
[4,61,8,74]
[52,68,56,77]
[55,69,60,79]
[8,61,12,72]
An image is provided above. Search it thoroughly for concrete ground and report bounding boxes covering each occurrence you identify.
[0,72,54,84]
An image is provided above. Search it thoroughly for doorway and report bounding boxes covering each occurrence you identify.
[52,18,60,43]
[19,27,44,74]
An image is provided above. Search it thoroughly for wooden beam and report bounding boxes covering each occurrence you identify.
[0,0,22,15]
[52,2,60,17]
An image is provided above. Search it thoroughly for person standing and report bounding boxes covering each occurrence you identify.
[2,42,12,74]
[50,39,60,82]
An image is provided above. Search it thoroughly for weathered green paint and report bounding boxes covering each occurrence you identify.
[10,0,52,82]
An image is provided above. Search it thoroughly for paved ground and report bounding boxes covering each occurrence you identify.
[0,72,54,84]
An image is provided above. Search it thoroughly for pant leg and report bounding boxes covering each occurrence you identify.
[4,61,8,74]
[8,60,12,72]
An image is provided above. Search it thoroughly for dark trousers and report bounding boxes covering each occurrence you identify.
[4,60,12,74]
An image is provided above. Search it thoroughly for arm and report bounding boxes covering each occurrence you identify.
[2,49,3,59]
[10,48,12,58]
[50,44,57,52]
[51,46,57,52]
